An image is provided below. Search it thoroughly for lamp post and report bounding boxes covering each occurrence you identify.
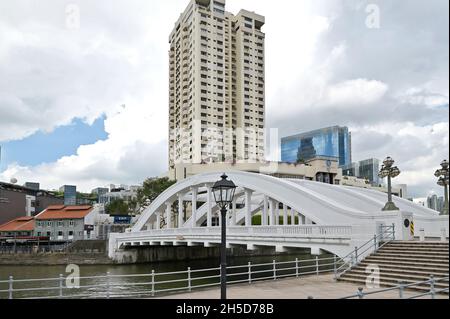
[435,160,449,215]
[212,174,237,300]
[378,157,401,211]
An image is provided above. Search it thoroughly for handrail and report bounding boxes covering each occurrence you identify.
[0,255,339,299]
[340,276,449,299]
[334,224,395,279]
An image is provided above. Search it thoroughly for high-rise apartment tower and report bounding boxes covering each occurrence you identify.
[169,0,266,169]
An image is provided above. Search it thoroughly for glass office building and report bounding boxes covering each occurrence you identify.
[59,185,77,206]
[281,126,352,167]
[342,158,381,186]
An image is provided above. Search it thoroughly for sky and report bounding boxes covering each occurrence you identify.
[0,0,448,197]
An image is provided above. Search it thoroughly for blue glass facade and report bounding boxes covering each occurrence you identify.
[281,126,352,166]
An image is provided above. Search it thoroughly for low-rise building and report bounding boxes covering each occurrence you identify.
[0,216,35,238]
[0,182,64,225]
[34,205,95,241]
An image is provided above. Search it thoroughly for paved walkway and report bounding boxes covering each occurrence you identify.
[158,274,449,299]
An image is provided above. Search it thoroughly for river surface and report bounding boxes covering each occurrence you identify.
[0,252,334,299]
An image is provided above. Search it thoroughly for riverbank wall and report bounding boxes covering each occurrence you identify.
[0,240,309,266]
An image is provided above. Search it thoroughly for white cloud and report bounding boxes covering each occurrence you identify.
[0,0,448,197]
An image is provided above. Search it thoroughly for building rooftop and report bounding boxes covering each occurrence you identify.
[35,205,93,220]
[0,216,35,232]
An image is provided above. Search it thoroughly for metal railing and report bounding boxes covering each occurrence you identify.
[339,276,449,299]
[334,224,396,280]
[0,255,344,299]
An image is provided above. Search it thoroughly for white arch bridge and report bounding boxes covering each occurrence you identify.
[108,172,448,262]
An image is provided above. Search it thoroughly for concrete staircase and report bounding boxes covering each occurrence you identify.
[338,241,449,294]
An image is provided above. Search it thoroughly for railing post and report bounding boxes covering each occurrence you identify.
[151,270,155,297]
[295,258,299,278]
[374,235,377,252]
[357,287,364,299]
[392,223,396,240]
[187,267,192,292]
[398,281,405,299]
[354,247,358,264]
[8,276,13,300]
[59,274,63,299]
[248,262,252,284]
[315,256,319,276]
[106,272,110,299]
[429,275,435,299]
[273,260,277,280]
[333,255,337,277]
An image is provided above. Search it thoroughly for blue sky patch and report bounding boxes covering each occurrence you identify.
[0,117,108,170]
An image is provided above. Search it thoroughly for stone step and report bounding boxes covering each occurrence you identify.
[362,257,448,269]
[377,249,449,257]
[386,243,449,249]
[339,273,449,290]
[348,269,448,282]
[353,265,448,277]
[379,247,449,254]
[368,253,448,262]
[357,262,449,274]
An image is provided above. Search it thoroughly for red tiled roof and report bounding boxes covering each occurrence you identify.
[0,217,35,232]
[35,205,93,220]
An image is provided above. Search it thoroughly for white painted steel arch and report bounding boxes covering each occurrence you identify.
[132,171,438,232]
[108,171,447,262]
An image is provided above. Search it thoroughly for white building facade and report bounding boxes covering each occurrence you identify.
[169,0,266,169]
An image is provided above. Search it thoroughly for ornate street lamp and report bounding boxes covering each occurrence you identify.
[378,157,401,211]
[212,173,237,300]
[435,160,449,215]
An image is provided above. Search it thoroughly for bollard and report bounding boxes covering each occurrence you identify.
[248,262,252,284]
[59,274,64,299]
[419,229,425,242]
[429,275,435,299]
[357,287,364,299]
[441,228,447,242]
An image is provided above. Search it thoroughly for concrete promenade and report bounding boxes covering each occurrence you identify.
[158,274,449,299]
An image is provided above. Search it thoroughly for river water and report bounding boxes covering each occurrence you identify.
[0,252,334,299]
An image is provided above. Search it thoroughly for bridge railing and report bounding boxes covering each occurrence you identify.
[334,224,396,280]
[116,225,353,241]
[0,256,344,299]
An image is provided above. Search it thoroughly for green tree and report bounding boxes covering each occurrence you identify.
[105,199,130,216]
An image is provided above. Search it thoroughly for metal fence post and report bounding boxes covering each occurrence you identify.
[295,258,299,278]
[354,247,358,264]
[315,256,319,276]
[8,276,13,300]
[392,223,396,240]
[106,272,110,299]
[59,274,63,299]
[151,270,155,297]
[357,287,364,299]
[273,260,277,280]
[429,275,435,299]
[333,255,337,277]
[248,262,252,284]
[374,235,377,252]
[187,267,192,292]
[398,281,405,299]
